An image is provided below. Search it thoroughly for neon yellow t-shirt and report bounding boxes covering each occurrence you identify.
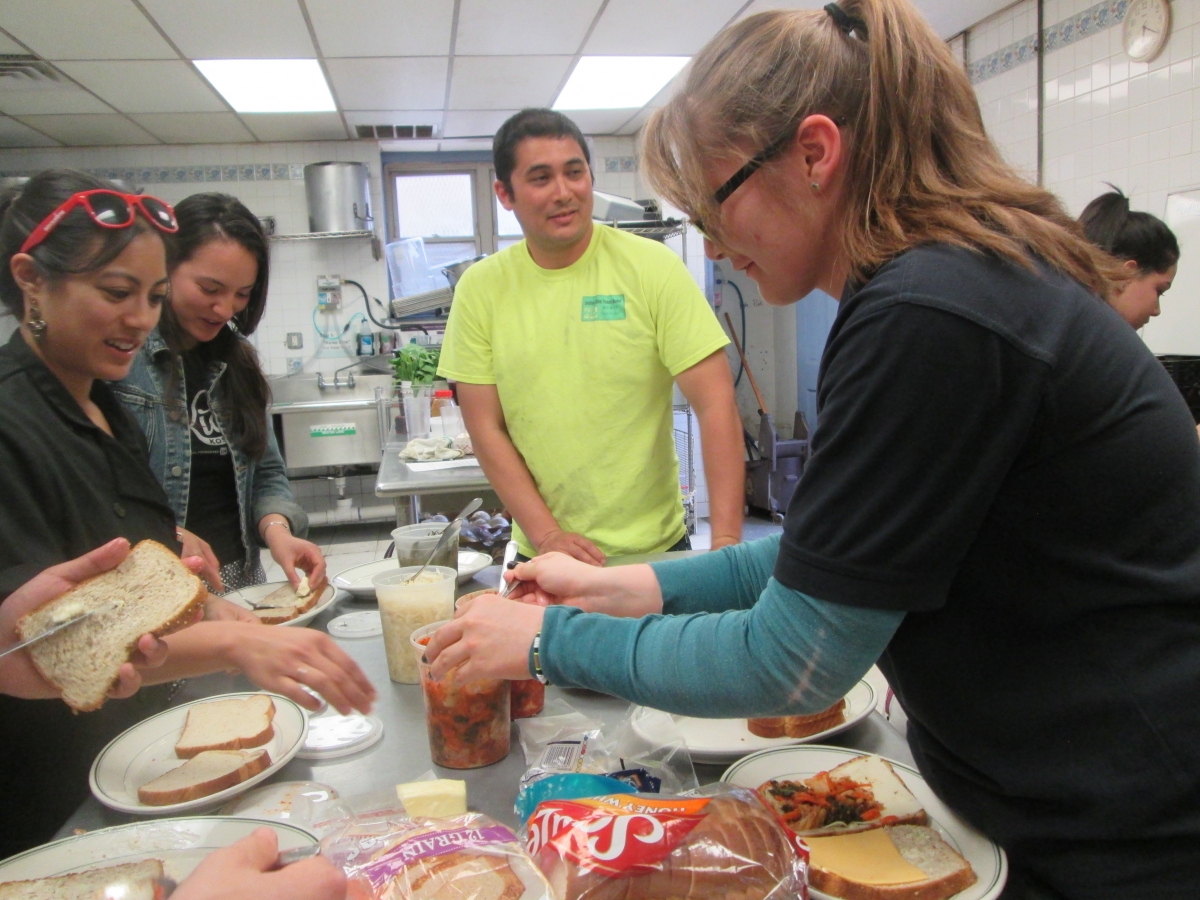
[438,225,729,557]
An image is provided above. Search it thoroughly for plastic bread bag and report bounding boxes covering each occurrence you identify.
[324,810,554,900]
[515,701,697,823]
[525,783,809,900]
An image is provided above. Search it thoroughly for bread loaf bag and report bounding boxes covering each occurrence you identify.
[525,785,808,900]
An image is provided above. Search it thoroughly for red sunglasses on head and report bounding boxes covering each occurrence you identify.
[20,189,179,254]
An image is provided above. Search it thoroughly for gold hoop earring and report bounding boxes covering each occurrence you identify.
[26,301,47,342]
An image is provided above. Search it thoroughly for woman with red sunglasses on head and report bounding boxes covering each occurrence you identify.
[112,193,326,596]
[0,169,375,858]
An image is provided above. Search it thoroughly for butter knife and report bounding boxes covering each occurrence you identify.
[497,539,520,599]
[0,606,104,661]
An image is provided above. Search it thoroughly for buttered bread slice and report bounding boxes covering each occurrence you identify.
[0,859,164,900]
[175,694,276,758]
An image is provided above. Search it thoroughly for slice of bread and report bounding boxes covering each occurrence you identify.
[17,540,206,712]
[0,859,164,899]
[759,755,928,836]
[807,825,978,900]
[247,580,320,624]
[174,694,276,758]
[138,748,271,806]
[748,698,847,738]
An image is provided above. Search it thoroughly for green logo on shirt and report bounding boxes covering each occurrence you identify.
[582,294,626,321]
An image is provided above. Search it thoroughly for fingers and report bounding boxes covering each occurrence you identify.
[577,536,606,566]
[235,827,280,870]
[43,538,130,584]
[429,634,472,681]
[108,662,142,699]
[180,555,205,575]
[424,618,463,665]
[200,554,224,593]
[131,633,169,669]
[280,558,300,589]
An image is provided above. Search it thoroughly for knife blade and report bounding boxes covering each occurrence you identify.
[497,539,520,598]
[0,605,105,661]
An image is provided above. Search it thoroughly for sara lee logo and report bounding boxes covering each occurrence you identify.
[526,795,710,876]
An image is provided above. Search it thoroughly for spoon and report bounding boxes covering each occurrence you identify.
[404,497,482,584]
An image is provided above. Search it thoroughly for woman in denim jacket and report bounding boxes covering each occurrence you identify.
[112,193,324,594]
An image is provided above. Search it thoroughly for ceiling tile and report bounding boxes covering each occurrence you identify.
[585,0,746,54]
[0,76,112,116]
[442,109,518,138]
[557,108,642,135]
[616,106,654,135]
[344,110,443,127]
[14,113,160,146]
[456,0,602,55]
[379,138,441,151]
[437,138,494,150]
[139,0,314,58]
[307,0,455,57]
[239,112,348,142]
[55,61,227,113]
[449,56,572,110]
[325,57,447,110]
[0,0,177,59]
[130,112,255,144]
[0,115,59,146]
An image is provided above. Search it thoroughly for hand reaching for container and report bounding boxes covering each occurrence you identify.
[171,828,346,900]
[427,594,545,683]
[502,553,664,619]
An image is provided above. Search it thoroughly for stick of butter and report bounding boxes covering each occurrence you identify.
[396,779,467,818]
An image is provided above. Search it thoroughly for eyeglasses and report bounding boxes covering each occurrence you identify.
[20,189,179,254]
[690,132,794,237]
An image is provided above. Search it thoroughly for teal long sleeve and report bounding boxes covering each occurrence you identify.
[538,536,905,718]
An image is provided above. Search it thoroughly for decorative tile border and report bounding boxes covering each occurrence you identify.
[0,162,308,184]
[967,0,1128,84]
[603,156,638,173]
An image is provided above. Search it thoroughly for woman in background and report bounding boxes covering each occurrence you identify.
[114,193,324,594]
[0,169,374,856]
[1079,187,1179,329]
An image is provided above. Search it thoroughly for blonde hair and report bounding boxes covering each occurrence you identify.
[641,0,1122,298]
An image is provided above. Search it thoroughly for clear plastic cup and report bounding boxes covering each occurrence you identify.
[403,387,431,439]
[414,630,510,769]
[374,567,456,684]
[391,521,460,570]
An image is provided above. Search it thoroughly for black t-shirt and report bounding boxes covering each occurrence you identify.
[181,352,243,567]
[0,332,179,856]
[775,245,1200,894]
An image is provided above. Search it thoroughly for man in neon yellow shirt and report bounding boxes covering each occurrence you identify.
[438,109,743,563]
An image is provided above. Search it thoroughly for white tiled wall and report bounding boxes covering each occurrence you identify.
[969,0,1040,180]
[968,0,1200,220]
[0,133,644,377]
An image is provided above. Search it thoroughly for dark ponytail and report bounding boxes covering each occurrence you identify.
[0,168,164,319]
[1079,186,1180,274]
[160,192,271,461]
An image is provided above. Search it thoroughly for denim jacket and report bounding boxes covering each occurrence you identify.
[110,328,308,573]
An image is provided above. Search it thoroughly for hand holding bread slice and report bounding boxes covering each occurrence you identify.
[16,540,205,711]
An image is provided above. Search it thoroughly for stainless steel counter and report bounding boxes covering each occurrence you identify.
[375,440,492,524]
[58,556,912,837]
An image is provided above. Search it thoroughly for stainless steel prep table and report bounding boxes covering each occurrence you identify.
[375,439,492,525]
[57,556,913,837]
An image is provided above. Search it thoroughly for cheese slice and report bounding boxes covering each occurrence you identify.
[804,829,928,885]
[396,779,467,817]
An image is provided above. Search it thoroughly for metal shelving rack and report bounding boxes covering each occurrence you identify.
[269,230,382,260]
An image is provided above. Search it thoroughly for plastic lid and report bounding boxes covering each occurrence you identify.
[327,610,382,639]
[434,390,453,397]
[298,715,384,760]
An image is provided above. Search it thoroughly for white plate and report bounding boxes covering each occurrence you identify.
[332,551,493,597]
[0,817,314,886]
[721,745,1008,900]
[90,692,308,815]
[227,582,338,627]
[631,680,877,764]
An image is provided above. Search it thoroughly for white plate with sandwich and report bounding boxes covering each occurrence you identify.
[332,550,493,598]
[630,680,876,764]
[90,691,308,815]
[0,816,314,892]
[722,746,1006,900]
[226,581,338,626]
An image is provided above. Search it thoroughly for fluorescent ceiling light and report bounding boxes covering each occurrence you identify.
[553,56,689,110]
[194,59,336,113]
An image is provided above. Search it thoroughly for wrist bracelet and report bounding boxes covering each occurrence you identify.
[532,632,549,685]
[263,520,291,536]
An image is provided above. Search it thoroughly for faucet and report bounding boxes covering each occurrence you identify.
[317,365,358,390]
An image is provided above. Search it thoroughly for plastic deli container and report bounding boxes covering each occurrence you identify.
[510,679,545,719]
[374,567,456,684]
[415,632,510,769]
[390,521,460,570]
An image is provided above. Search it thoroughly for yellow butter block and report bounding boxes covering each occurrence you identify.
[396,779,467,818]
